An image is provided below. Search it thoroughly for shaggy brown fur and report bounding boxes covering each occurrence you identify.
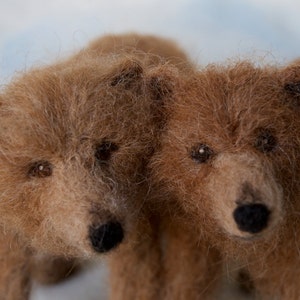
[74,32,192,69]
[97,34,191,300]
[0,33,185,299]
[151,61,300,299]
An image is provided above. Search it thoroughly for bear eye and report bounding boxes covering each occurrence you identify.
[255,130,277,153]
[28,161,53,178]
[95,141,119,162]
[190,144,214,163]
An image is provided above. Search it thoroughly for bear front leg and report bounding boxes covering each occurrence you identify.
[247,255,300,300]
[0,232,31,300]
[161,220,222,300]
[108,216,162,300]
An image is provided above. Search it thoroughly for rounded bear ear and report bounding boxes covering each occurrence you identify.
[145,66,179,127]
[284,82,300,97]
[146,65,178,102]
[281,62,300,108]
[110,59,144,90]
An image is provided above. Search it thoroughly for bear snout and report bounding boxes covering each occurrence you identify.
[89,221,124,253]
[233,203,270,234]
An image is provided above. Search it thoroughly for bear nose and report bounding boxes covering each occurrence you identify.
[89,221,124,253]
[233,203,270,234]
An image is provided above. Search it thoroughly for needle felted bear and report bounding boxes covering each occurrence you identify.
[151,61,300,299]
[0,33,185,299]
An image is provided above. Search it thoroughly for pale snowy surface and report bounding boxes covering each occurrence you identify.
[1,1,299,299]
[30,262,108,300]
[30,261,255,300]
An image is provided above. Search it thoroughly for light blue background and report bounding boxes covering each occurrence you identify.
[1,0,300,85]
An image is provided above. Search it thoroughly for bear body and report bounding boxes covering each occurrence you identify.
[0,33,184,299]
[151,61,300,299]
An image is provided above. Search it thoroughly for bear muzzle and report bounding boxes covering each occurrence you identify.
[89,221,124,253]
[209,153,283,239]
[233,182,272,234]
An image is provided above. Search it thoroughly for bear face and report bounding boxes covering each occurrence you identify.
[152,61,300,242]
[0,55,176,258]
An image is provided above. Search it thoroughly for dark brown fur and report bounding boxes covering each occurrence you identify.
[151,61,300,299]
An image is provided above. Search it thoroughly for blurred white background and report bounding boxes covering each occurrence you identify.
[1,0,299,299]
[1,0,300,84]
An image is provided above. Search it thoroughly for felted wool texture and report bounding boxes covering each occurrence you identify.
[150,60,300,300]
[72,33,193,71]
[93,34,193,300]
[0,33,184,300]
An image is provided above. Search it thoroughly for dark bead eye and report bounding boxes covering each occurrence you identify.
[95,141,118,162]
[255,130,277,153]
[190,144,214,163]
[28,161,53,178]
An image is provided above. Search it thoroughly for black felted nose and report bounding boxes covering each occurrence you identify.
[233,204,270,234]
[89,221,124,253]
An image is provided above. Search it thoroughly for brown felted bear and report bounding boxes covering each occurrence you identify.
[150,60,300,299]
[31,33,190,289]
[0,33,185,299]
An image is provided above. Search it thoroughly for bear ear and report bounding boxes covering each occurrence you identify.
[281,62,300,108]
[110,59,144,90]
[284,82,300,96]
[145,66,179,127]
[146,65,178,103]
